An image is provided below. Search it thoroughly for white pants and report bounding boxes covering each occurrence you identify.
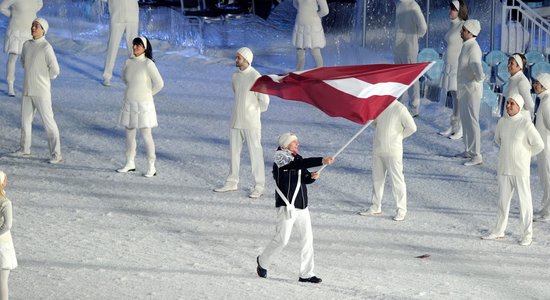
[226,128,265,190]
[20,95,61,157]
[537,153,550,216]
[394,54,420,115]
[370,155,407,214]
[103,22,138,81]
[459,91,481,157]
[259,207,315,278]
[125,127,155,159]
[492,175,533,239]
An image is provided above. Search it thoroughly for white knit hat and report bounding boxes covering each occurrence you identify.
[278,132,297,148]
[34,17,49,34]
[463,19,481,36]
[536,73,550,90]
[237,47,253,64]
[512,54,524,70]
[508,94,524,110]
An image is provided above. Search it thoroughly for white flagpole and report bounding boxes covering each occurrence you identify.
[317,120,373,173]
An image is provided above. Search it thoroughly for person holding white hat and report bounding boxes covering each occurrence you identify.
[292,0,329,71]
[100,0,139,86]
[116,36,164,178]
[214,47,270,198]
[0,0,42,97]
[533,73,550,222]
[0,171,18,300]
[482,94,544,246]
[16,17,62,164]
[504,53,534,120]
[394,0,427,117]
[439,0,468,140]
[358,100,417,221]
[455,19,484,166]
[256,133,334,283]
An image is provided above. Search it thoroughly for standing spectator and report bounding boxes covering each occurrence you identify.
[533,73,550,222]
[482,94,543,246]
[358,100,417,221]
[117,37,164,178]
[440,0,468,140]
[0,171,18,300]
[456,19,484,166]
[394,0,427,117]
[0,0,42,96]
[504,53,534,119]
[17,18,62,164]
[214,47,270,198]
[256,133,334,283]
[101,0,139,86]
[292,0,329,71]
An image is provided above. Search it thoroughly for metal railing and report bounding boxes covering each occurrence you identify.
[502,0,550,55]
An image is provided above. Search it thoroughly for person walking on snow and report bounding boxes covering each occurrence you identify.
[16,18,62,164]
[256,133,334,283]
[481,94,543,246]
[100,0,139,86]
[358,100,417,221]
[116,37,164,178]
[394,0,427,117]
[533,73,550,222]
[455,19,484,166]
[214,47,270,198]
[0,0,42,97]
[504,53,534,120]
[0,171,18,300]
[292,0,329,71]
[439,0,468,140]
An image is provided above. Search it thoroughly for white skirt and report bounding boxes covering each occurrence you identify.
[119,99,158,129]
[292,22,326,49]
[4,29,31,54]
[0,244,17,270]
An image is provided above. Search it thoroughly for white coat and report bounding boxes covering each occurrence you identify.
[291,0,329,49]
[505,71,534,118]
[0,196,16,270]
[394,0,427,59]
[119,54,164,129]
[535,90,550,217]
[102,0,139,23]
[0,0,42,54]
[230,66,269,130]
[441,18,463,92]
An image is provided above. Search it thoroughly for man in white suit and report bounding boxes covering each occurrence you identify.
[214,47,270,198]
[101,0,139,86]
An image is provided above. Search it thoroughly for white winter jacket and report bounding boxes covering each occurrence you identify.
[372,101,417,157]
[536,90,550,158]
[21,36,59,97]
[456,38,484,101]
[495,110,544,176]
[441,18,463,91]
[230,66,269,130]
[292,0,329,49]
[102,0,138,23]
[505,71,534,117]
[394,0,427,58]
[0,0,42,33]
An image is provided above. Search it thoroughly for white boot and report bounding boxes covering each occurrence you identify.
[117,157,136,173]
[8,81,14,97]
[144,158,156,177]
[449,127,463,140]
[439,126,452,137]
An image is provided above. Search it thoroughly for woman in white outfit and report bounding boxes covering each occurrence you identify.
[292,0,329,71]
[533,73,550,222]
[0,171,18,300]
[117,37,164,178]
[0,0,42,96]
[440,0,468,139]
[504,53,534,120]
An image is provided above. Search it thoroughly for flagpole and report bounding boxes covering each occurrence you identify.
[317,120,373,173]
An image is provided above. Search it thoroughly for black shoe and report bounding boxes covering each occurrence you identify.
[256,256,267,278]
[299,276,322,283]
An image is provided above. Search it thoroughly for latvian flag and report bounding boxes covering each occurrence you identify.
[251,62,434,124]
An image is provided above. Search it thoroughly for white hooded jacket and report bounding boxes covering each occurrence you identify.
[394,0,427,58]
[21,36,59,97]
[101,0,139,23]
[373,100,417,157]
[230,65,269,130]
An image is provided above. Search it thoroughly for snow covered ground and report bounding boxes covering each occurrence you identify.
[0,3,549,300]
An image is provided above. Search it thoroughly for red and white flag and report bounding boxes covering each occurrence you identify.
[251,63,434,124]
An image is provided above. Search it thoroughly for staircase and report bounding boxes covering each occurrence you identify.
[502,0,550,55]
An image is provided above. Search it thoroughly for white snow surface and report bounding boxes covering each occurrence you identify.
[0,8,548,300]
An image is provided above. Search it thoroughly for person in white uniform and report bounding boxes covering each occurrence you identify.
[0,0,42,97]
[394,0,427,117]
[504,53,534,120]
[533,73,550,222]
[256,133,333,283]
[292,0,329,71]
[101,0,139,86]
[214,47,270,198]
[17,18,62,164]
[117,37,164,178]
[482,94,544,246]
[0,171,18,300]
[455,19,484,166]
[439,0,468,139]
[358,100,417,221]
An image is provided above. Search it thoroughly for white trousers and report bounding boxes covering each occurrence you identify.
[20,95,61,157]
[394,54,420,115]
[537,153,550,216]
[259,207,315,278]
[226,128,265,190]
[370,155,407,214]
[459,92,481,157]
[103,22,138,81]
[492,175,533,239]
